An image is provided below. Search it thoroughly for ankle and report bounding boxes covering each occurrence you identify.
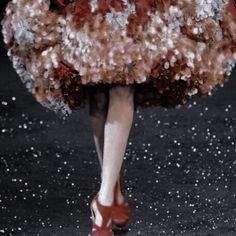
[114,179,125,204]
[98,191,114,206]
[115,191,125,205]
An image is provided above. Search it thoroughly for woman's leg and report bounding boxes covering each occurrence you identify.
[89,85,134,229]
[88,86,109,169]
[89,85,130,203]
[97,85,134,210]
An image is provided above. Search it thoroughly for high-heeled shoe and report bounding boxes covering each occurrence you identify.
[111,178,131,228]
[90,193,115,236]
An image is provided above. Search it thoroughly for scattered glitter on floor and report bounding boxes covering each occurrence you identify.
[0,30,236,236]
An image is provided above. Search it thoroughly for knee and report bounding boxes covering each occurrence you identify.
[109,85,134,104]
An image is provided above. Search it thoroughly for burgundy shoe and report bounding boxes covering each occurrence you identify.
[90,193,115,236]
[111,177,131,228]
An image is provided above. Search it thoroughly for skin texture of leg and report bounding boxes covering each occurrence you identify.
[98,85,134,207]
[88,88,108,169]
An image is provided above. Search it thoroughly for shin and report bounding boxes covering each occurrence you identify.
[98,85,134,206]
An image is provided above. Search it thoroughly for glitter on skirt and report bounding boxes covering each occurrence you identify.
[1,0,236,117]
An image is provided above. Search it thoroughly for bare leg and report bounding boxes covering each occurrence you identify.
[91,114,106,168]
[90,111,124,202]
[97,85,134,211]
[88,88,108,169]
[90,87,132,225]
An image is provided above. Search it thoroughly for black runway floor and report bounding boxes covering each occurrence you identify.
[0,34,236,236]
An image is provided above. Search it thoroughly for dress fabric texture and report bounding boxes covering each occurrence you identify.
[1,0,236,117]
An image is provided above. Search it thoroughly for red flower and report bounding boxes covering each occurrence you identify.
[227,0,236,18]
[75,0,92,17]
[97,0,126,13]
[73,0,93,28]
[51,61,85,110]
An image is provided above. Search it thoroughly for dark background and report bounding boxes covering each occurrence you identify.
[0,1,10,21]
[0,20,236,236]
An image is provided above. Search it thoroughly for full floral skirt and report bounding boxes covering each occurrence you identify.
[1,0,236,117]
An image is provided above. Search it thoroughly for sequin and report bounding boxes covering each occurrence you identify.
[1,0,236,117]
